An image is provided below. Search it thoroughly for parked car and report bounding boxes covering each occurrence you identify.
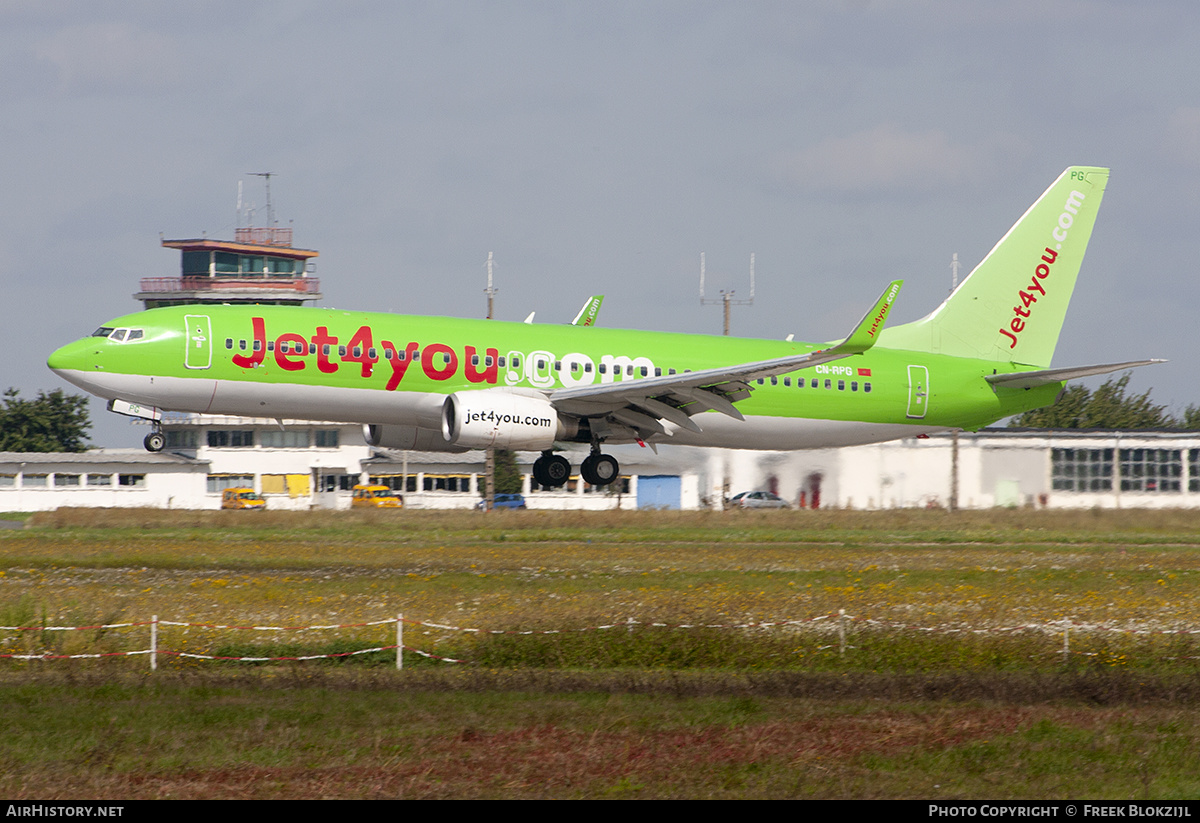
[478,493,527,510]
[351,484,403,509]
[729,491,789,509]
[221,487,266,510]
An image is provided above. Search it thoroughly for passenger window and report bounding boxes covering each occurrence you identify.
[770,377,778,386]
[851,381,858,391]
[239,339,246,350]
[824,379,831,389]
[864,382,872,393]
[640,367,648,377]
[225,339,233,349]
[837,380,845,391]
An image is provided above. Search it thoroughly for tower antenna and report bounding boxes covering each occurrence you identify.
[248,172,276,227]
[699,252,755,335]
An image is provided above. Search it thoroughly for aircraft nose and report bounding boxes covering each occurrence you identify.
[47,338,96,379]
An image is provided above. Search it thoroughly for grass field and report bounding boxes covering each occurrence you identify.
[2,507,1200,799]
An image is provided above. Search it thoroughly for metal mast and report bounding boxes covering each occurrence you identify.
[699,252,755,336]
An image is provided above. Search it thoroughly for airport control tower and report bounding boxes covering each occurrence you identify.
[134,177,321,309]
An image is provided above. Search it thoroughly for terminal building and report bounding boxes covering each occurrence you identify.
[6,428,1200,512]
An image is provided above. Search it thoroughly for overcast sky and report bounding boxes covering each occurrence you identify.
[4,1,1198,446]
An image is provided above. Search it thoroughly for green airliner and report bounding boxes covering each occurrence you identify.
[47,166,1160,487]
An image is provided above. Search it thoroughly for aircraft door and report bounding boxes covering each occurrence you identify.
[184,315,212,370]
[906,365,929,419]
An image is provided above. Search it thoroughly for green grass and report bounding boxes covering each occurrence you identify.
[5,507,1200,797]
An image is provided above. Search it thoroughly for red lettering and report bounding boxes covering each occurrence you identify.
[381,341,418,391]
[275,333,308,371]
[1027,277,1046,297]
[1041,248,1058,264]
[232,317,266,369]
[341,325,379,378]
[1014,306,1030,318]
[311,326,339,374]
[1035,263,1050,279]
[1011,318,1025,333]
[422,343,458,381]
[1019,290,1038,308]
[465,346,499,384]
[999,327,1018,348]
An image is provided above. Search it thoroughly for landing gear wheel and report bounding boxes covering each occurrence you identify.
[143,431,165,453]
[533,454,571,488]
[581,453,619,486]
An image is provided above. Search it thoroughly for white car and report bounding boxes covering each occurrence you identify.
[729,491,789,509]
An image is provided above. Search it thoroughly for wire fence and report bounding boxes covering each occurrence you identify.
[5,610,1200,669]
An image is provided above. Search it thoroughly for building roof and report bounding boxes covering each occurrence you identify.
[0,449,208,467]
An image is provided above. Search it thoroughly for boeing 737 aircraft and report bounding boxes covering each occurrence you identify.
[48,166,1160,488]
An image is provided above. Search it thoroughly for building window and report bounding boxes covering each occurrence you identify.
[317,474,358,493]
[422,474,471,492]
[0,475,15,488]
[118,474,146,488]
[87,474,113,486]
[1190,450,1200,493]
[314,430,339,448]
[208,430,255,448]
[261,474,311,497]
[369,474,411,492]
[165,430,199,449]
[54,474,81,487]
[207,474,253,493]
[261,430,309,448]
[23,474,48,487]
[1051,448,1113,492]
[1119,448,1182,492]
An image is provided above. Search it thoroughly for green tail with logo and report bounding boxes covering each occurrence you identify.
[883,166,1109,369]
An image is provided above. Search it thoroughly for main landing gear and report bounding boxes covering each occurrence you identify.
[532,448,621,489]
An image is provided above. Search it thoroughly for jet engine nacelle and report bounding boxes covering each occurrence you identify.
[363,423,469,453]
[442,389,565,450]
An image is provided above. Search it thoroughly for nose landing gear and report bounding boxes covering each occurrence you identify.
[143,428,165,453]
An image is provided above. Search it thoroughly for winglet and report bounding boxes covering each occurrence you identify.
[571,295,604,326]
[827,280,903,355]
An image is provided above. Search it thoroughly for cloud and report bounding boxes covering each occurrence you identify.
[34,22,178,94]
[1165,107,1200,169]
[776,123,1025,192]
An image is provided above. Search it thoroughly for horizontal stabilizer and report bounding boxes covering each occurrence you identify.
[985,359,1166,390]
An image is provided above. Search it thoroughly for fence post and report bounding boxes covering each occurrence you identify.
[397,614,403,671]
[150,614,157,671]
[839,609,846,657]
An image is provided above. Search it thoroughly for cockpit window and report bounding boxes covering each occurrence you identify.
[93,327,145,343]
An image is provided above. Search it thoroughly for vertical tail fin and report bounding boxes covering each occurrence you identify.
[883,166,1109,368]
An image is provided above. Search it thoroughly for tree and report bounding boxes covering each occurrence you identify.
[493,449,524,494]
[0,388,92,452]
[1009,374,1176,429]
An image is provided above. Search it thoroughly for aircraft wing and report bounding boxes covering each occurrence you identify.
[985,359,1166,390]
[548,281,902,436]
